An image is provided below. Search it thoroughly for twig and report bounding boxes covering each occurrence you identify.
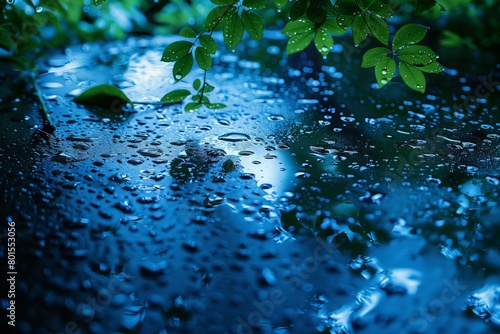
[30,72,55,132]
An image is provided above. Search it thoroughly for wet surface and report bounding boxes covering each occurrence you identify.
[1,34,500,334]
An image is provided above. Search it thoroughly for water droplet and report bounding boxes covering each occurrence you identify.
[218,132,250,142]
[137,148,163,157]
[381,68,388,75]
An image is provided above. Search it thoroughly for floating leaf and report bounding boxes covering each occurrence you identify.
[179,27,196,38]
[361,47,390,68]
[282,19,315,37]
[199,35,218,54]
[274,0,288,9]
[397,45,438,66]
[195,47,212,70]
[290,0,308,20]
[375,57,396,88]
[241,10,264,41]
[205,6,230,30]
[73,84,134,108]
[366,12,390,45]
[314,27,333,56]
[243,0,266,9]
[161,41,193,62]
[399,62,426,93]
[193,79,201,91]
[392,24,429,51]
[286,30,314,54]
[173,53,194,81]
[161,89,191,104]
[223,10,244,50]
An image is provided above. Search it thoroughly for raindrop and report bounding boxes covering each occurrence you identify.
[137,147,163,157]
[218,133,250,142]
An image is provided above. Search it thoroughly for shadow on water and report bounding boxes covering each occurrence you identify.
[1,34,500,334]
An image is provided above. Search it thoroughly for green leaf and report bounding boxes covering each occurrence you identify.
[199,35,218,54]
[290,0,308,20]
[73,84,134,108]
[243,0,267,9]
[370,3,393,18]
[93,0,106,5]
[210,0,233,5]
[205,103,227,109]
[203,83,215,93]
[375,57,396,88]
[366,12,390,45]
[282,19,315,37]
[161,41,193,62]
[193,79,201,91]
[314,27,333,56]
[392,24,429,51]
[416,61,444,74]
[336,14,354,30]
[323,18,346,34]
[161,89,191,104]
[286,30,314,54]
[396,45,438,66]
[179,27,197,38]
[399,62,426,93]
[173,53,194,81]
[274,0,288,9]
[411,0,437,14]
[351,15,369,46]
[361,47,390,68]
[223,10,245,50]
[205,5,230,30]
[195,46,212,70]
[334,0,360,15]
[185,102,203,112]
[241,10,264,41]
[306,3,327,26]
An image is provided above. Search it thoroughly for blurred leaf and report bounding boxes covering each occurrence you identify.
[334,0,360,15]
[161,41,193,62]
[73,84,134,108]
[286,30,314,54]
[92,0,106,6]
[205,103,227,109]
[361,47,390,68]
[366,12,390,45]
[323,17,346,34]
[205,6,230,30]
[241,10,264,41]
[411,0,437,14]
[195,46,212,70]
[199,35,218,54]
[210,0,234,5]
[282,19,315,37]
[274,0,288,9]
[397,45,438,66]
[307,2,327,26]
[223,10,244,50]
[193,79,202,91]
[314,27,333,56]
[375,57,396,88]
[185,102,202,112]
[399,62,426,93]
[173,53,194,81]
[161,89,191,104]
[290,0,308,20]
[179,27,196,38]
[392,24,429,51]
[243,0,267,10]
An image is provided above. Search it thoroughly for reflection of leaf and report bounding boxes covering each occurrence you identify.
[73,84,134,108]
[399,62,426,93]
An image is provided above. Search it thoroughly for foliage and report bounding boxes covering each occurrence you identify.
[159,0,445,110]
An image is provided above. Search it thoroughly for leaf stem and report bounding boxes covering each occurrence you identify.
[30,72,55,132]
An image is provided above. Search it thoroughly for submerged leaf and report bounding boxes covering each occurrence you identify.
[73,84,134,108]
